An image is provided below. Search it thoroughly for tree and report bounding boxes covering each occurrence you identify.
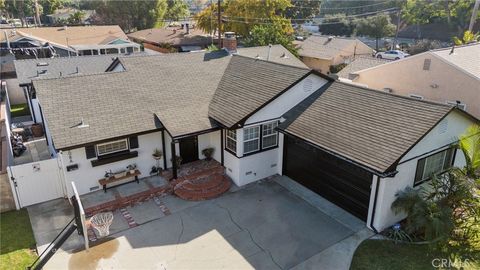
[243,24,297,56]
[318,13,354,36]
[195,0,293,38]
[458,124,480,179]
[91,0,167,32]
[286,0,321,21]
[67,10,85,24]
[165,0,190,22]
[355,14,395,51]
[39,0,64,15]
[453,30,480,45]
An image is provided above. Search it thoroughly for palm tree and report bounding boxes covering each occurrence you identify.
[457,124,480,179]
[453,31,480,45]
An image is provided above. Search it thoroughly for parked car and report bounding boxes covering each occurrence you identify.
[375,50,410,60]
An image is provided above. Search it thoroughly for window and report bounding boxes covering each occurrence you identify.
[96,139,129,156]
[243,126,260,154]
[262,121,278,149]
[414,148,455,185]
[225,129,237,153]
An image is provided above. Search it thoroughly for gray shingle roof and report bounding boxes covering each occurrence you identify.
[14,55,117,85]
[279,81,453,173]
[296,35,371,59]
[336,56,391,78]
[235,45,308,68]
[209,55,310,128]
[34,50,231,149]
[431,43,480,80]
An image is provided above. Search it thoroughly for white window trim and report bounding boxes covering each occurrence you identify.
[243,126,260,154]
[225,129,237,153]
[421,151,447,181]
[262,121,278,149]
[96,139,129,156]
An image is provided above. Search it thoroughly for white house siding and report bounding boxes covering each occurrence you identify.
[371,111,474,231]
[245,74,328,125]
[60,131,165,196]
[197,131,221,162]
[225,74,328,186]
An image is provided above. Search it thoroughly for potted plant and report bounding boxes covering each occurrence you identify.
[171,155,182,167]
[126,164,137,174]
[152,148,163,160]
[202,147,215,161]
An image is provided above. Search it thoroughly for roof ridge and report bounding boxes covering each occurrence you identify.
[32,69,125,82]
[429,42,479,53]
[232,54,310,71]
[334,80,451,108]
[13,54,117,63]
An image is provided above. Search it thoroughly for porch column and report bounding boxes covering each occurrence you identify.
[171,140,177,179]
[161,130,167,169]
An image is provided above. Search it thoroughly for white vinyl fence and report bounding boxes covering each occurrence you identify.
[8,158,66,208]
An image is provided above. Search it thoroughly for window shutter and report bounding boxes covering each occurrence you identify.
[129,136,139,149]
[414,158,426,184]
[85,145,96,159]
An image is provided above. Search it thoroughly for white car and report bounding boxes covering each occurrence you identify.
[375,50,410,60]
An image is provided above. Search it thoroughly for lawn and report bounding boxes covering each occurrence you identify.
[0,209,37,270]
[9,103,30,118]
[350,239,479,270]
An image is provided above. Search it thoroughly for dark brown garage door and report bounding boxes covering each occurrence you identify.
[283,136,372,221]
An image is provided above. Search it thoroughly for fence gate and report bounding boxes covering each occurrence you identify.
[8,158,65,208]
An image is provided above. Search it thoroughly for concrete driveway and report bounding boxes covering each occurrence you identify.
[30,177,371,269]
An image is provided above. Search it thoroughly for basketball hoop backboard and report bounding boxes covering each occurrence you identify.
[71,182,89,250]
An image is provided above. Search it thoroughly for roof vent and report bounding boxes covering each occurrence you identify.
[280,52,289,59]
[328,36,334,41]
[37,62,49,67]
[74,118,89,129]
[37,70,47,76]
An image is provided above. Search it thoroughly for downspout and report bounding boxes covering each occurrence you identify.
[369,176,381,233]
[220,129,224,166]
[57,151,70,198]
[161,130,167,169]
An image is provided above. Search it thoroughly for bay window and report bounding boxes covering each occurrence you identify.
[226,129,237,153]
[262,121,278,149]
[243,126,260,154]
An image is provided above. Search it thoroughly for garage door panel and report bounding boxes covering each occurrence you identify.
[284,136,372,221]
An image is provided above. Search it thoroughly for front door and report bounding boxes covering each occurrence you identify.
[179,136,199,164]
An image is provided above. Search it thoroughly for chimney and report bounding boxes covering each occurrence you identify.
[223,32,237,53]
[186,23,190,34]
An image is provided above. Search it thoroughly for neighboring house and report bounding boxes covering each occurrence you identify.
[336,56,390,79]
[234,45,307,68]
[127,25,213,53]
[346,43,480,119]
[13,55,119,123]
[0,25,140,58]
[295,35,374,74]
[45,9,95,25]
[29,38,478,232]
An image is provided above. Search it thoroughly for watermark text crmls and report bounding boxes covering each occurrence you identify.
[432,258,470,268]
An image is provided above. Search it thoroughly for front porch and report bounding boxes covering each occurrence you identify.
[81,159,231,216]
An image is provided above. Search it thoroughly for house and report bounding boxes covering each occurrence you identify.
[127,25,213,53]
[294,35,374,74]
[45,9,95,25]
[336,56,390,79]
[233,45,307,68]
[344,43,480,119]
[12,55,119,123]
[29,38,478,233]
[0,25,140,58]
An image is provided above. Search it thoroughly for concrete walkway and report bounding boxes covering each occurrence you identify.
[29,177,374,269]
